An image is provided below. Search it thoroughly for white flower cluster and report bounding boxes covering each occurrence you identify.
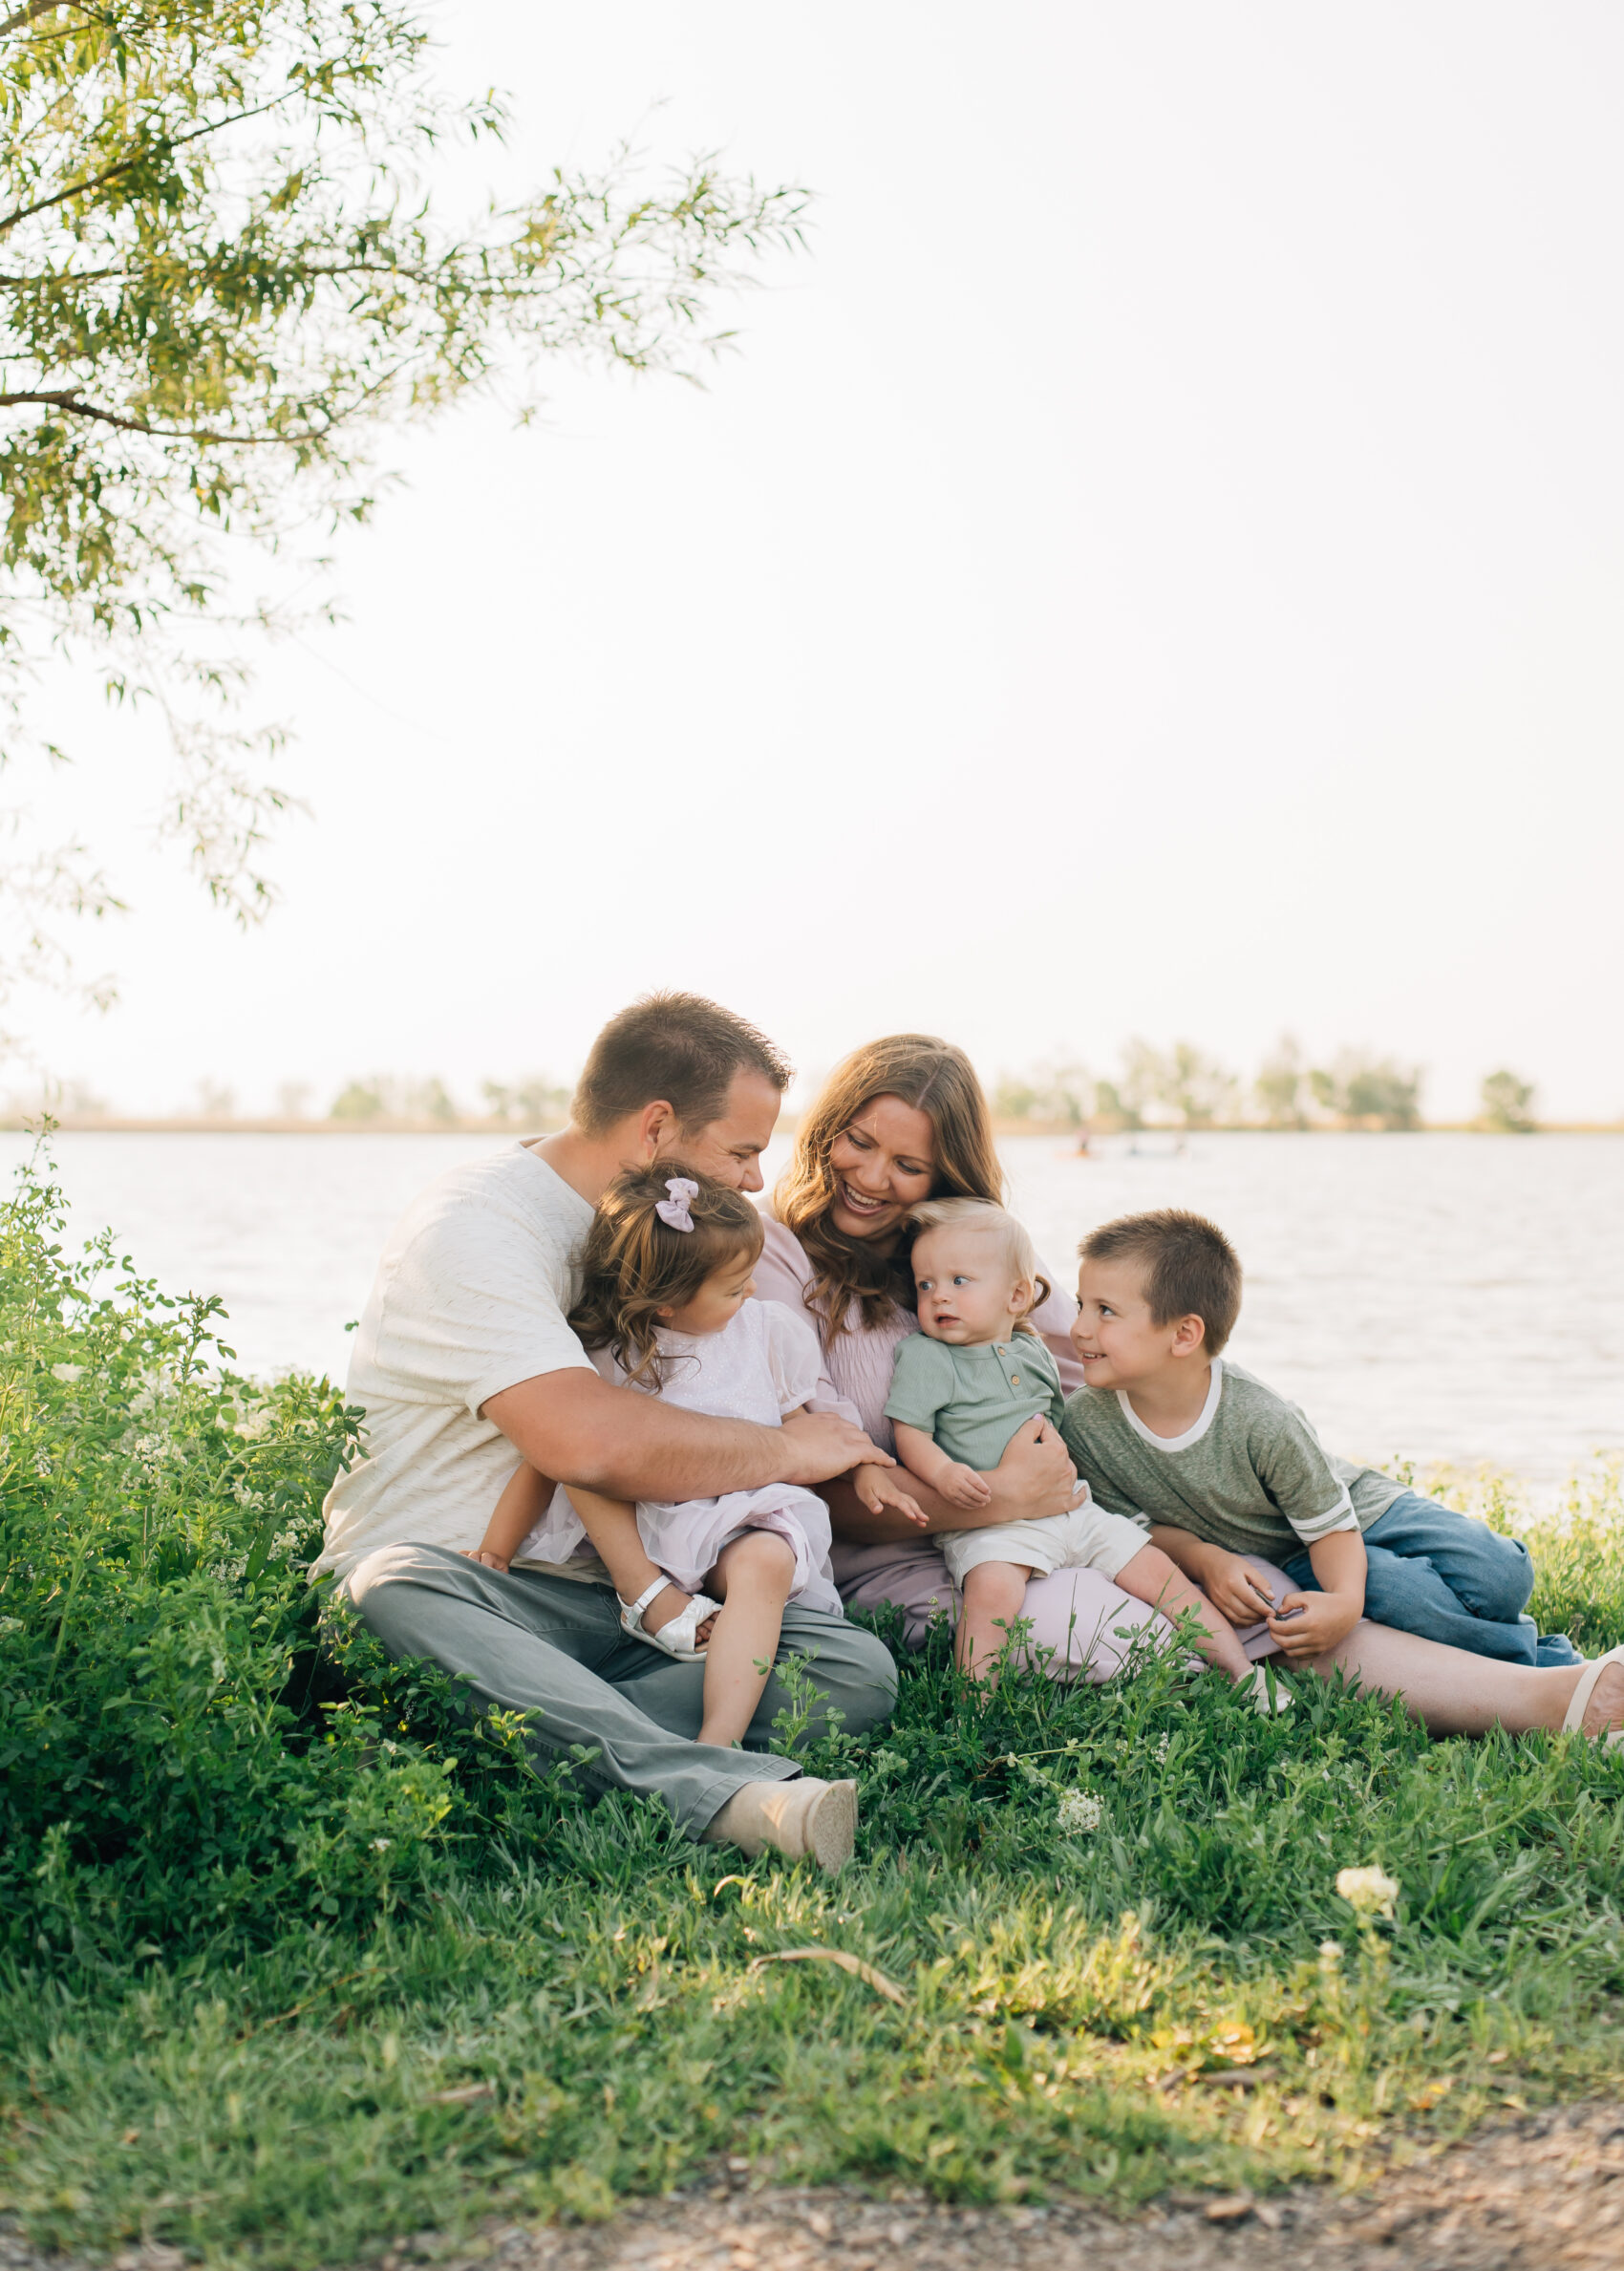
[867,1748,907,1778]
[1336,1864,1400,1918]
[1057,1789,1103,1835]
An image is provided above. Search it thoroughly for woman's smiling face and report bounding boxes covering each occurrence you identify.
[826,1093,937,1243]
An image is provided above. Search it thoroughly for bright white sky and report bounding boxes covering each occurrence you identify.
[26,1,1624,1119]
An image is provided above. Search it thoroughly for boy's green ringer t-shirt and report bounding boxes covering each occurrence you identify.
[1058,1359,1405,1562]
[885,1329,1068,1471]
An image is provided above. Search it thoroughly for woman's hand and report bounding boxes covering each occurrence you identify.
[987,1417,1079,1523]
[853,1464,929,1529]
[461,1547,512,1573]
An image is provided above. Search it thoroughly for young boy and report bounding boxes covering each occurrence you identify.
[1059,1209,1574,1668]
[883,1197,1279,1700]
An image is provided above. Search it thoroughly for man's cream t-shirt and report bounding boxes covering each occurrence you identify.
[312,1144,600,1585]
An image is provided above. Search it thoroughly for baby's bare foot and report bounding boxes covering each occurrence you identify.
[1581,1656,1624,1740]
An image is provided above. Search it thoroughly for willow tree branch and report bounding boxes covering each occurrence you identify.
[0,94,290,236]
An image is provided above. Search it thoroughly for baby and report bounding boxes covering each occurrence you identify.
[882,1197,1274,1700]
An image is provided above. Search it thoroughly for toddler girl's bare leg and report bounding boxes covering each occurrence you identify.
[698,1532,798,1748]
[957,1561,1035,1680]
[566,1484,716,1642]
[1115,1544,1253,1681]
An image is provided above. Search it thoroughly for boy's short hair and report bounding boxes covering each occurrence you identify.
[572,993,791,1137]
[1079,1209,1242,1354]
[908,1196,1049,1324]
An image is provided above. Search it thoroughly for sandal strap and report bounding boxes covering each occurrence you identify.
[1562,1642,1624,1733]
[619,1577,671,1633]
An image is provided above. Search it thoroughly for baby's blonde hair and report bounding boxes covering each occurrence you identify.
[907,1196,1050,1334]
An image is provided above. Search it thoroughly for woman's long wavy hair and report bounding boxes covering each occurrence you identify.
[774,1035,1005,1336]
[567,1165,764,1388]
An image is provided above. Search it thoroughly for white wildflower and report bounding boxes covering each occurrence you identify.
[1318,1939,1343,1969]
[1154,1731,1171,1764]
[1057,1789,1102,1835]
[867,1748,906,1778]
[371,1838,393,1852]
[51,1362,82,1383]
[0,1616,23,1637]
[1336,1865,1400,1919]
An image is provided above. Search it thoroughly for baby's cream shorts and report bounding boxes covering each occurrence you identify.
[940,1492,1150,1587]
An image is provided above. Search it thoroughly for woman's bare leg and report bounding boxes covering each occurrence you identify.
[1306,1620,1624,1738]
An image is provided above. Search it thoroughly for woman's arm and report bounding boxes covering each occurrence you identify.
[829,1416,1079,1544]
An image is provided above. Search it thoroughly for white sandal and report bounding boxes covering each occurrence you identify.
[618,1577,719,1661]
[1561,1643,1624,1749]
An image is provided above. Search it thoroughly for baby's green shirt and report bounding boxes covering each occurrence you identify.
[885,1329,1067,1470]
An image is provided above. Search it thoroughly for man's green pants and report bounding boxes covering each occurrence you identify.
[343,1541,898,1839]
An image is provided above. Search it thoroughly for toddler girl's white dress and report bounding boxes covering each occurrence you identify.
[514,1298,843,1616]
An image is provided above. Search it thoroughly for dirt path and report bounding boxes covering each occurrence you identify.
[3,2103,1620,2271]
[513,2103,1624,2271]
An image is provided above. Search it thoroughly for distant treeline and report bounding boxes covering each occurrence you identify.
[15,1052,1549,1133]
[994,1041,1541,1133]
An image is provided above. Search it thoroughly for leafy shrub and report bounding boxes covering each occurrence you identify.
[0,1147,575,1967]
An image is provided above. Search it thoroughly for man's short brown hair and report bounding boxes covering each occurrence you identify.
[571,993,792,1137]
[1079,1208,1243,1355]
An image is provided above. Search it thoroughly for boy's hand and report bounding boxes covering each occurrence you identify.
[853,1464,929,1528]
[461,1547,512,1573]
[1199,1549,1280,1627]
[938,1460,994,1510]
[1267,1589,1361,1660]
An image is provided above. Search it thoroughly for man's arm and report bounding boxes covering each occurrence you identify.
[481,1367,885,1502]
[828,1416,1078,1544]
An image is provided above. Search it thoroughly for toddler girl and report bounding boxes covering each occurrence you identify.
[881,1197,1285,1706]
[474,1166,918,1749]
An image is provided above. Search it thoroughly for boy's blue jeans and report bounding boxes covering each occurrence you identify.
[1279,1491,1580,1667]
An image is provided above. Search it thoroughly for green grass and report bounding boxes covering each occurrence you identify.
[3,1147,1623,2266]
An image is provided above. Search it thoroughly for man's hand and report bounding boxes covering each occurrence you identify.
[853,1464,929,1528]
[990,1417,1079,1523]
[1267,1588,1362,1661]
[1196,1549,1281,1627]
[461,1547,512,1573]
[936,1459,994,1510]
[777,1408,890,1486]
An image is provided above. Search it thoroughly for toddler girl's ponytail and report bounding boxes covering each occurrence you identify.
[568,1164,764,1385]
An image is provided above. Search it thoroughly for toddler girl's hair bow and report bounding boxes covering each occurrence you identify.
[654,1176,698,1232]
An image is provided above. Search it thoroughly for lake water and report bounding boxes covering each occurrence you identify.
[6,1129,1621,1497]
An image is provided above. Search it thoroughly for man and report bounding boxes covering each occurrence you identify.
[315,993,895,1870]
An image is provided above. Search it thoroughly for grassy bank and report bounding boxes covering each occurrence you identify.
[2,1150,1622,2267]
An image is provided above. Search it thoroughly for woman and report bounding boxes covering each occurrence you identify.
[755,1034,1624,1741]
[752,1033,1283,1681]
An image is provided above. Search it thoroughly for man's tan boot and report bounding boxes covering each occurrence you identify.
[701,1776,858,1871]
